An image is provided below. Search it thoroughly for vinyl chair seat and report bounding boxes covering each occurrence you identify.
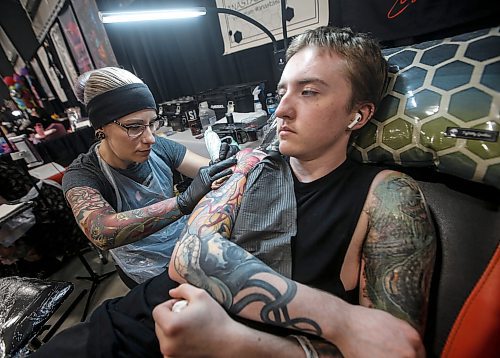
[0,276,73,358]
[400,168,500,357]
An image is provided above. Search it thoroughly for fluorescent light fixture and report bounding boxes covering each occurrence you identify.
[99,7,207,23]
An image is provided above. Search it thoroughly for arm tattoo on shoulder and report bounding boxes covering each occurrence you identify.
[363,173,436,333]
[171,149,322,336]
[66,186,182,249]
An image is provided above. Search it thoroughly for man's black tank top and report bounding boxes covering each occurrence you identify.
[291,159,384,303]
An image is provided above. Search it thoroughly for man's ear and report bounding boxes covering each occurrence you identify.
[354,103,376,129]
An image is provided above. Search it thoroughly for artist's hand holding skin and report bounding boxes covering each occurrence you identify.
[153,283,307,358]
[212,141,239,163]
[176,157,237,214]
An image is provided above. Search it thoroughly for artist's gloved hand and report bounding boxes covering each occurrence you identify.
[210,142,239,164]
[177,157,237,214]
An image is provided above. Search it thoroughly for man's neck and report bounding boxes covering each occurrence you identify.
[290,153,347,183]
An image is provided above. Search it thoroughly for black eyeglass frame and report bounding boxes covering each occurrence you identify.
[112,118,165,138]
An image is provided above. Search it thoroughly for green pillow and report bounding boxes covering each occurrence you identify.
[349,27,500,189]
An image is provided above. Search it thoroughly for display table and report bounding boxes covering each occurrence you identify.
[28,162,66,184]
[34,126,95,167]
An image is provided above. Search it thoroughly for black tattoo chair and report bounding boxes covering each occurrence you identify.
[410,170,500,358]
[0,276,74,357]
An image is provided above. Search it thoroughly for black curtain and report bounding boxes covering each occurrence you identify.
[331,0,500,44]
[95,0,499,103]
[0,0,39,60]
[97,0,277,103]
[0,48,12,99]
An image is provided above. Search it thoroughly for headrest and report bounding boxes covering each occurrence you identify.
[349,27,500,189]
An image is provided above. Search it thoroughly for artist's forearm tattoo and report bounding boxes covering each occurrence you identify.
[172,149,322,336]
[363,173,436,333]
[66,186,182,249]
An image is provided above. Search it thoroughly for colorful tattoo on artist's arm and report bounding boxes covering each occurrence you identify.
[362,172,436,334]
[66,187,182,249]
[170,149,323,337]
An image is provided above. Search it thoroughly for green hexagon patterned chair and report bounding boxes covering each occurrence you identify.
[349,26,499,189]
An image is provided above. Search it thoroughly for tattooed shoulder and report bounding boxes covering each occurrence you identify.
[361,170,436,333]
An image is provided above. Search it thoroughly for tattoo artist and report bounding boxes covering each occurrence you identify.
[62,67,238,287]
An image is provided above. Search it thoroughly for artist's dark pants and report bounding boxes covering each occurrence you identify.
[33,271,294,357]
[33,270,176,358]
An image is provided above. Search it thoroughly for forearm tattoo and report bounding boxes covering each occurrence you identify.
[363,173,436,333]
[66,186,182,249]
[172,149,322,336]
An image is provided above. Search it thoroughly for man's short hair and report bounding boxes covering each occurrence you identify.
[286,26,388,111]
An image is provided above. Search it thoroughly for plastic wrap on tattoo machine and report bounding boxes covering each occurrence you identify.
[204,127,222,162]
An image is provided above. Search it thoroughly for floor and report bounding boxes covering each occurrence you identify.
[37,249,130,342]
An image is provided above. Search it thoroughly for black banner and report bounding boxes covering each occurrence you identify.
[0,0,40,60]
[330,0,500,42]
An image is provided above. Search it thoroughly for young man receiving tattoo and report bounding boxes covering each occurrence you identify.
[33,27,435,357]
[154,26,436,357]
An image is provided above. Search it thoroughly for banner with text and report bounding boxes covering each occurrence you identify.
[216,0,329,54]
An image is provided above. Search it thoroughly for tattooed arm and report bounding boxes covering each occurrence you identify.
[163,149,342,357]
[168,163,430,356]
[66,186,182,250]
[361,171,436,334]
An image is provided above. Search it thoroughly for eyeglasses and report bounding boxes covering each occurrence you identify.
[113,119,164,138]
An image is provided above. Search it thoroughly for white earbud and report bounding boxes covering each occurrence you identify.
[347,113,362,129]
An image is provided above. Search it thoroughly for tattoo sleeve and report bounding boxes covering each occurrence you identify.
[66,186,182,249]
[170,149,325,338]
[362,172,436,334]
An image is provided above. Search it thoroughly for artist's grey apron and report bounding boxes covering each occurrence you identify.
[97,146,187,283]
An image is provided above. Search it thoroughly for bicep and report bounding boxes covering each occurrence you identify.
[176,149,210,178]
[360,171,436,333]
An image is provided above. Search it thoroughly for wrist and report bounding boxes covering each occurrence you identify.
[327,298,359,352]
[225,321,305,357]
[176,194,190,215]
[321,295,352,345]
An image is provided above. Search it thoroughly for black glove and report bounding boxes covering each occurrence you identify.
[177,157,237,214]
[211,142,239,164]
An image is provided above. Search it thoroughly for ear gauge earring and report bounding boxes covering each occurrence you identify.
[95,130,105,140]
[347,113,362,130]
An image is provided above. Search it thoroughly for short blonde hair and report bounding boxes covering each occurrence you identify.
[75,67,144,106]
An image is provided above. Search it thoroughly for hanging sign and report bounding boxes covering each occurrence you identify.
[215,0,329,54]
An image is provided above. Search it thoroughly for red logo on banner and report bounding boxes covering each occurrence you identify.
[387,0,417,19]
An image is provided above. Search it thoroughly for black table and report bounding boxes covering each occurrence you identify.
[34,126,96,167]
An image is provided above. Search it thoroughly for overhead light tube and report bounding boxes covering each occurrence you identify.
[99,8,207,23]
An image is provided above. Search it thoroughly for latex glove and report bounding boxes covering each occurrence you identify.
[210,141,239,164]
[153,284,240,358]
[176,157,236,214]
